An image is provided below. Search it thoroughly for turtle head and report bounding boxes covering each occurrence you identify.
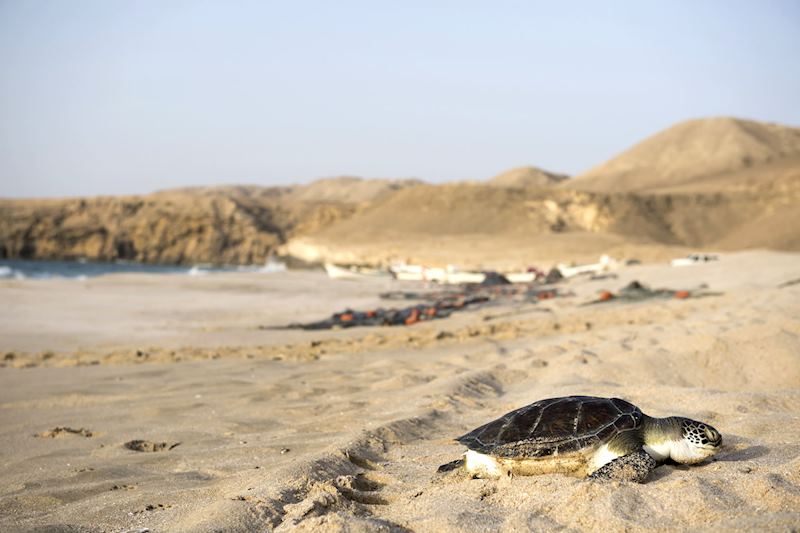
[672,418,722,464]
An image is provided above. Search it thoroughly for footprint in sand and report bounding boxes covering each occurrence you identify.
[36,427,93,438]
[335,472,390,505]
[124,439,180,452]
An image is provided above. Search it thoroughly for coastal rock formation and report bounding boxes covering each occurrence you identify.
[0,178,407,265]
[1,118,799,267]
[0,194,283,265]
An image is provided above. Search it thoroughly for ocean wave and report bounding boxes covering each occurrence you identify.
[0,266,26,279]
[260,258,287,273]
[235,258,288,274]
[1,259,290,280]
[187,266,210,276]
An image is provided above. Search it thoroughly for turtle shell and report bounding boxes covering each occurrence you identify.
[457,396,643,458]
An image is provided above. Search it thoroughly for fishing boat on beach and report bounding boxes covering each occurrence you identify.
[324,263,390,280]
[389,264,486,284]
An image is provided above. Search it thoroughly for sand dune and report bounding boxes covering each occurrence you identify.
[1,251,799,531]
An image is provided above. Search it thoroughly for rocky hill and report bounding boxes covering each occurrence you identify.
[2,118,798,268]
[487,166,568,188]
[286,176,423,203]
[280,180,800,267]
[281,117,800,267]
[565,117,800,192]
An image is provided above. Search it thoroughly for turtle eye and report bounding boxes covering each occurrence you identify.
[704,427,721,446]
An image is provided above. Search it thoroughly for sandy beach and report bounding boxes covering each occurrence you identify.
[1,250,799,532]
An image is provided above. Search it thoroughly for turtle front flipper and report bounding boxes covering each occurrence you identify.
[437,458,465,473]
[588,450,657,483]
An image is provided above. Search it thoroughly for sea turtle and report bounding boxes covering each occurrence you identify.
[440,395,722,482]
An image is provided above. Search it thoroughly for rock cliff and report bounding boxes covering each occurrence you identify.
[0,183,370,265]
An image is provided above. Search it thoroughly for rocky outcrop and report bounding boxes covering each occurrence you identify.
[0,177,424,265]
[0,191,356,265]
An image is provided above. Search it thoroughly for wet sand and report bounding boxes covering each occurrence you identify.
[1,250,799,532]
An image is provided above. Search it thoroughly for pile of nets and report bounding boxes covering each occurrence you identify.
[286,295,490,330]
[584,280,719,305]
[286,281,565,330]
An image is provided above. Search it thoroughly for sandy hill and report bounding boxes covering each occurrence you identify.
[566,117,800,193]
[154,184,291,197]
[282,175,800,267]
[488,166,568,188]
[287,176,423,203]
[158,177,423,204]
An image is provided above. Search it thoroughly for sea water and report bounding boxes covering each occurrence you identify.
[0,258,287,280]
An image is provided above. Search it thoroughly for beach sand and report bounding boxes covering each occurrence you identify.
[1,250,799,532]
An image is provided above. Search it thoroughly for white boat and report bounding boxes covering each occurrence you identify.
[556,255,619,278]
[390,263,486,284]
[504,272,539,283]
[443,271,486,284]
[390,264,443,282]
[324,263,389,280]
[390,264,423,281]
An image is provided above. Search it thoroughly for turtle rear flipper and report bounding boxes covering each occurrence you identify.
[589,450,657,483]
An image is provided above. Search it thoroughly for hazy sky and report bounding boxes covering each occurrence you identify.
[1,1,799,197]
